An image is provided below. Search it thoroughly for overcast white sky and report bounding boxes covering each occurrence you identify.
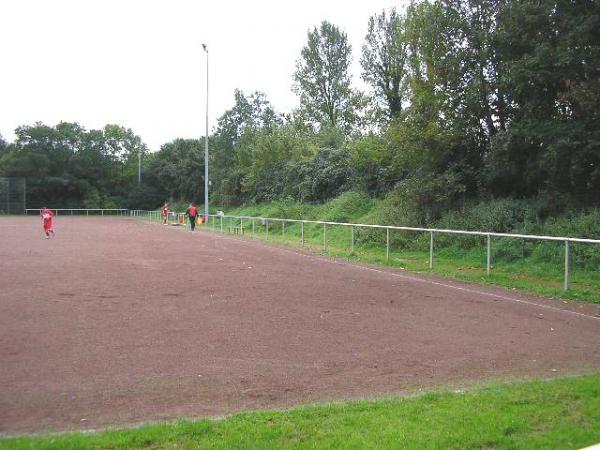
[0,0,405,150]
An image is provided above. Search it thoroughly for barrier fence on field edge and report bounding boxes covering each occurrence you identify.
[129,209,600,292]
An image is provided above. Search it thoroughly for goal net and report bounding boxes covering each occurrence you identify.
[0,177,26,214]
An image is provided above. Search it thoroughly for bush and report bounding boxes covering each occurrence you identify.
[315,191,374,223]
[126,184,165,210]
[431,202,600,269]
[355,184,424,247]
[433,199,541,252]
[533,210,600,269]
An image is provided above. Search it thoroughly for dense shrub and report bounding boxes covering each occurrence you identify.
[315,191,374,223]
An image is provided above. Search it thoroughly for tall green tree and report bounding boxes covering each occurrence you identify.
[210,90,283,205]
[439,0,508,139]
[486,0,600,203]
[361,9,409,119]
[0,133,8,157]
[241,126,308,202]
[149,138,204,202]
[293,21,357,131]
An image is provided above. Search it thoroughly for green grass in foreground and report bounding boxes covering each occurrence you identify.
[2,374,599,449]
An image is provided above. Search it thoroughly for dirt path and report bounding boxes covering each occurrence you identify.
[1,216,599,433]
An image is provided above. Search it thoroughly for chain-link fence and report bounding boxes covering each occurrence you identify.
[0,177,26,214]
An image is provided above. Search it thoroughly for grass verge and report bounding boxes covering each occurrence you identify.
[2,374,599,449]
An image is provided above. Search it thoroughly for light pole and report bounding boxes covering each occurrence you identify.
[137,149,141,185]
[202,43,209,223]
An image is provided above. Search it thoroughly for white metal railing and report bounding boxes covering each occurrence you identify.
[131,210,600,291]
[129,209,189,225]
[24,208,129,216]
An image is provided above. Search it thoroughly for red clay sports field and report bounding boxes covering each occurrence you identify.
[1,216,599,433]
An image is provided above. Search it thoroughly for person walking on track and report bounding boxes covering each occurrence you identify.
[186,202,199,232]
[40,207,55,239]
[162,202,169,225]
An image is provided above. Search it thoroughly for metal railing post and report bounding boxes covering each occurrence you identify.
[282,222,285,241]
[220,216,223,232]
[241,217,244,235]
[564,240,570,291]
[429,231,434,269]
[386,227,390,261]
[323,224,327,251]
[252,219,255,238]
[301,221,304,246]
[266,220,269,240]
[487,234,492,275]
[351,226,354,253]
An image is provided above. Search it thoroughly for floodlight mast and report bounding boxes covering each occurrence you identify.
[137,150,141,185]
[202,43,209,223]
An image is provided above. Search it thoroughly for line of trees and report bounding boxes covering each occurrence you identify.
[209,0,600,221]
[1,0,599,223]
[0,123,149,208]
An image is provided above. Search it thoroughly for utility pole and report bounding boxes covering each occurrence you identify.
[202,43,209,222]
[137,149,141,185]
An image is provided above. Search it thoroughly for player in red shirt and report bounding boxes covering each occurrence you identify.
[40,207,55,239]
[162,202,169,225]
[186,202,198,232]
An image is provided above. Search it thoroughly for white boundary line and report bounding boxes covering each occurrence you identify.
[352,264,600,321]
[198,228,600,322]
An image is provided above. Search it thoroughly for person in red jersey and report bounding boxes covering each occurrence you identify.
[186,202,198,232]
[40,207,55,239]
[162,202,169,225]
